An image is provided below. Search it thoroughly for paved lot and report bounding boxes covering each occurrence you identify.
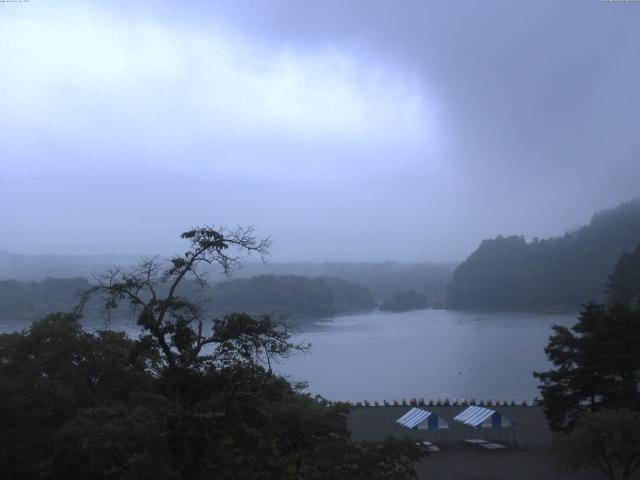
[348,406,633,479]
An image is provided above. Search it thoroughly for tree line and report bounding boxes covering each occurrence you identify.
[535,243,640,480]
[0,226,424,479]
[448,199,640,310]
[0,274,375,326]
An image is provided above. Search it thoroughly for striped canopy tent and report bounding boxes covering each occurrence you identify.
[396,407,450,430]
[454,406,513,428]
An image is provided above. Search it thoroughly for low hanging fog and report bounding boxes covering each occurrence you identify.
[1,0,639,261]
[3,5,640,479]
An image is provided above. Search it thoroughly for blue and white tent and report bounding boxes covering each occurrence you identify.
[453,406,513,428]
[396,408,450,430]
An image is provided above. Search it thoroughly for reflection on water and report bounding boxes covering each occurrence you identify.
[277,309,576,402]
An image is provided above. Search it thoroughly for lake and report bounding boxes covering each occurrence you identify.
[276,309,576,403]
[0,308,576,403]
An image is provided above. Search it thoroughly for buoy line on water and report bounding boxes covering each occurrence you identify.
[451,345,540,377]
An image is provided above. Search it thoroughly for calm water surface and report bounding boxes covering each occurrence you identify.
[276,309,576,402]
[0,308,576,402]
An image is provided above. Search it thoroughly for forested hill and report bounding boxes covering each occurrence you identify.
[0,275,376,325]
[0,277,92,322]
[0,254,455,305]
[208,275,376,320]
[608,242,640,308]
[447,199,640,309]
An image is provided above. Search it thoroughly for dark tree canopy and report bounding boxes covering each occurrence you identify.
[533,303,640,431]
[558,409,640,480]
[78,225,271,370]
[0,227,426,479]
[608,242,640,309]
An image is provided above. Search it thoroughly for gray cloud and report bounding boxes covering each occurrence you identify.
[1,1,639,261]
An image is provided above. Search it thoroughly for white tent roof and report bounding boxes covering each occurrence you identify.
[396,407,450,430]
[454,406,512,428]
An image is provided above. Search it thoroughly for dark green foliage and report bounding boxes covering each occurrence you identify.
[533,303,640,431]
[608,243,640,309]
[0,313,424,479]
[0,227,423,479]
[209,275,375,320]
[50,399,176,480]
[448,199,640,309]
[379,290,429,312]
[212,313,308,375]
[303,436,427,479]
[558,409,640,480]
[0,313,158,479]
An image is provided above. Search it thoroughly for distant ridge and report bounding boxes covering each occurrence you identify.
[447,199,640,309]
[0,251,139,281]
[0,252,455,304]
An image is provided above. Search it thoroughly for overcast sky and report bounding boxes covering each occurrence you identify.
[1,0,639,261]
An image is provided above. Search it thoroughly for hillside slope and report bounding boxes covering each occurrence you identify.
[447,199,640,309]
